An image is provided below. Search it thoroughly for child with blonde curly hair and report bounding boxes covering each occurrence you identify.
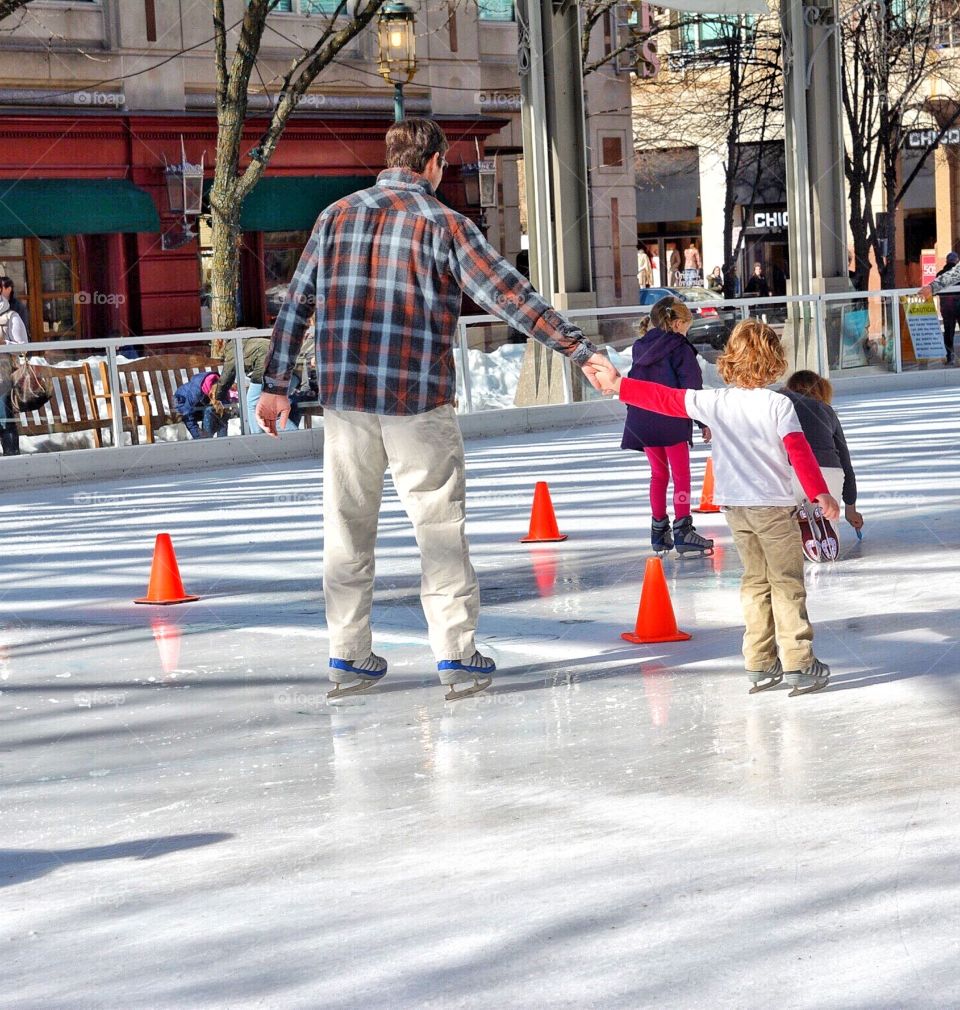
[601,319,840,697]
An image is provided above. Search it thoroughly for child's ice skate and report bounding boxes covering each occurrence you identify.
[747,658,783,694]
[785,657,830,697]
[438,652,495,701]
[797,501,839,562]
[327,654,387,700]
[650,516,673,554]
[672,515,714,556]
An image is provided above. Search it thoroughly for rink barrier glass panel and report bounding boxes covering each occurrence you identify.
[1,285,954,454]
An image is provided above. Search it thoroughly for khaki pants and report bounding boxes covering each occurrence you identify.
[322,404,480,664]
[724,506,814,672]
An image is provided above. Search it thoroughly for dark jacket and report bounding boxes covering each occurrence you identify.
[217,336,271,393]
[781,389,856,504]
[174,371,224,439]
[745,273,770,298]
[621,327,702,449]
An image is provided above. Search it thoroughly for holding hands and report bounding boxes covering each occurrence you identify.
[580,353,621,394]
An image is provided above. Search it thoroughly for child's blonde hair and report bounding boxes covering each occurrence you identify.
[785,369,833,404]
[716,318,787,388]
[637,295,693,337]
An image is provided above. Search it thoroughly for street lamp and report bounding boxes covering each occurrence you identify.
[462,158,497,232]
[162,136,205,250]
[377,1,417,122]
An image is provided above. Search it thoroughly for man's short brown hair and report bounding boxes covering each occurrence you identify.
[385,118,449,174]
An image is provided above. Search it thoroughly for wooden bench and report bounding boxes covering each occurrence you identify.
[16,362,114,448]
[98,354,223,443]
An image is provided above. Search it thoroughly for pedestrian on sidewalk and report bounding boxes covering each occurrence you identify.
[599,319,840,697]
[935,252,959,365]
[257,117,616,701]
[0,294,27,456]
[620,295,713,556]
[0,278,29,339]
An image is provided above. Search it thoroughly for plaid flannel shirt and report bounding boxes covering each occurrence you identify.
[262,168,597,415]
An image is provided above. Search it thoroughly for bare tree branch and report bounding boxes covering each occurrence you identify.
[0,0,32,21]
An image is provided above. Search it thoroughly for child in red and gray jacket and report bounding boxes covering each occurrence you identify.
[602,319,840,698]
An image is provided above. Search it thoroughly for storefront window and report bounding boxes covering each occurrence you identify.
[263,230,310,321]
[0,235,80,339]
[478,0,514,20]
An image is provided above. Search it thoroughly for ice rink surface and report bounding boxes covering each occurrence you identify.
[2,385,959,1009]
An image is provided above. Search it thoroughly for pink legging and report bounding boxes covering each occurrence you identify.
[643,443,692,520]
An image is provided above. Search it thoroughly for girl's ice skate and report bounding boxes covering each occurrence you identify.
[747,658,783,694]
[327,654,387,700]
[797,501,839,562]
[672,515,714,556]
[438,652,495,701]
[785,657,830,697]
[650,516,673,554]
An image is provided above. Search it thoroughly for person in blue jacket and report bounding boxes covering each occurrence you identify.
[174,371,229,439]
[621,295,713,554]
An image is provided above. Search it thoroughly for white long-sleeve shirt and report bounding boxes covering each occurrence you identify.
[0,309,27,344]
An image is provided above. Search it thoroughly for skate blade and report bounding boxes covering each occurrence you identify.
[327,679,378,702]
[748,674,783,694]
[788,678,829,697]
[444,676,493,702]
[676,547,713,557]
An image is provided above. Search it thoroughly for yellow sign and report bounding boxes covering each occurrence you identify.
[900,297,947,359]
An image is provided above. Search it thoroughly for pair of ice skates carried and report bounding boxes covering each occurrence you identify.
[797,500,839,563]
[328,651,495,702]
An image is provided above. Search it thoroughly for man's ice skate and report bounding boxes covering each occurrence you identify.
[797,502,839,562]
[672,515,713,556]
[650,516,673,555]
[327,654,387,700]
[785,657,830,697]
[438,652,495,701]
[747,658,783,694]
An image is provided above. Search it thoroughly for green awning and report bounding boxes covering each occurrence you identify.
[206,175,374,232]
[0,179,160,236]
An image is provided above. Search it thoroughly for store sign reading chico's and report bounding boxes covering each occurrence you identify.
[752,210,789,229]
[906,129,960,149]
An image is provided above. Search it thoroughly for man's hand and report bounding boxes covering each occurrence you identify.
[701,425,712,443]
[918,284,934,300]
[255,391,291,438]
[580,352,619,392]
[816,493,840,522]
[845,504,864,531]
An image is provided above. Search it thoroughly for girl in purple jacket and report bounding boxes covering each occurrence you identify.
[622,296,713,554]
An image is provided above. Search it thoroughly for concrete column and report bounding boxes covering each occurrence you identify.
[698,149,727,282]
[934,146,956,261]
[781,0,850,370]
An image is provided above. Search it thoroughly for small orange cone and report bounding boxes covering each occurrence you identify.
[520,482,567,543]
[134,533,199,605]
[621,556,691,644]
[694,456,721,513]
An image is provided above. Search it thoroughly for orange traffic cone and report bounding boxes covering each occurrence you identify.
[694,456,721,513]
[151,617,182,675]
[621,556,691,644]
[520,482,567,543]
[134,533,199,605]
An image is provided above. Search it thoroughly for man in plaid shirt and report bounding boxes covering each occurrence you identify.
[257,118,615,701]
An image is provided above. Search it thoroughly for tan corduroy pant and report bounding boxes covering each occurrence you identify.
[724,506,814,673]
[321,404,480,664]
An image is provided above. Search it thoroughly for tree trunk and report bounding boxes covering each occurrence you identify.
[209,183,241,336]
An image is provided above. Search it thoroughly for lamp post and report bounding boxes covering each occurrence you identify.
[377,1,417,122]
[462,158,498,234]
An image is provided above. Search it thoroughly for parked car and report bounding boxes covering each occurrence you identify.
[639,286,739,349]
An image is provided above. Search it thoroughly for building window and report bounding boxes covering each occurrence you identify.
[273,0,346,14]
[601,136,624,168]
[263,230,310,322]
[0,236,81,340]
[679,14,752,53]
[478,0,514,22]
